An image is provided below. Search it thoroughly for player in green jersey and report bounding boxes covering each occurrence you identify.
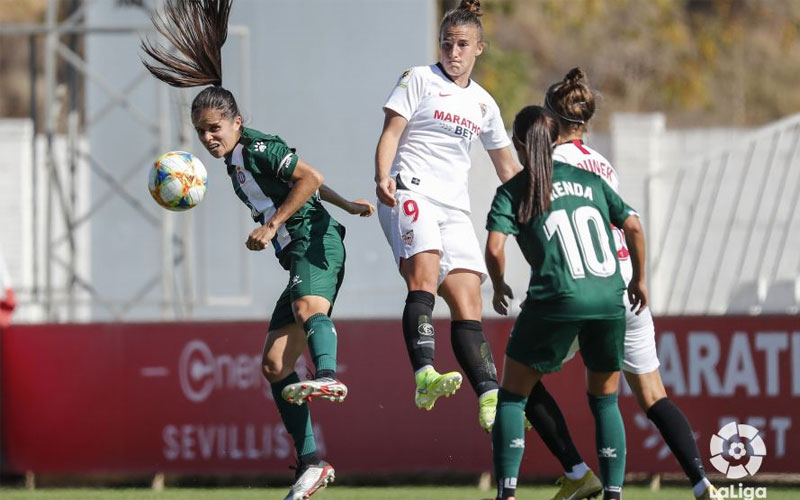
[527,68,716,500]
[485,105,647,500]
[141,2,374,499]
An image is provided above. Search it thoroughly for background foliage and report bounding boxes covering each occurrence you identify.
[443,0,800,128]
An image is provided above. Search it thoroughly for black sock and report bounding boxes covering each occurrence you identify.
[647,397,706,485]
[298,451,320,469]
[402,290,436,371]
[603,486,622,500]
[451,320,499,395]
[525,381,584,471]
[496,477,517,499]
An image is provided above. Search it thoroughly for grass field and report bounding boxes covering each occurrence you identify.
[1,486,798,499]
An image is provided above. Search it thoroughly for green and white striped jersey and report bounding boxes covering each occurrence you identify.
[224,127,340,268]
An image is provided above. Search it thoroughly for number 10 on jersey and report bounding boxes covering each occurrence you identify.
[544,207,617,279]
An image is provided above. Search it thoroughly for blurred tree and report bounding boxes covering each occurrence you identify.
[439,0,800,128]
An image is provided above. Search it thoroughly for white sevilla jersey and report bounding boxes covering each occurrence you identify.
[383,64,511,213]
[554,140,633,284]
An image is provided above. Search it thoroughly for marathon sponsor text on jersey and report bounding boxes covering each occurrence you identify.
[383,64,511,213]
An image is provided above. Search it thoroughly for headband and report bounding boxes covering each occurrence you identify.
[545,94,586,125]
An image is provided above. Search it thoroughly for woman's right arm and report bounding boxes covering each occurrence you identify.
[374,109,408,207]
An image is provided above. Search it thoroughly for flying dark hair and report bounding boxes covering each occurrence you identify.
[140,0,240,122]
[440,0,484,42]
[512,105,560,224]
[544,67,596,134]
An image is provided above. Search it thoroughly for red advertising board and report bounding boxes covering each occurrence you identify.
[2,316,799,476]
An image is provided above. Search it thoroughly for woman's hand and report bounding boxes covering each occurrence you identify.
[246,223,276,251]
[627,278,648,315]
[346,198,376,217]
[492,282,514,316]
[375,176,397,207]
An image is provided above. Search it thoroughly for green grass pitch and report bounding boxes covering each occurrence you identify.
[2,486,799,499]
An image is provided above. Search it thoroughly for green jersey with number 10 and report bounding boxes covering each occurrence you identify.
[486,161,638,320]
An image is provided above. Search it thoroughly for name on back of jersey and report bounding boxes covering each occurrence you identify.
[550,180,594,202]
[575,158,615,184]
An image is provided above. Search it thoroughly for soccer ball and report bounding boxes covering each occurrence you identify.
[148,151,208,211]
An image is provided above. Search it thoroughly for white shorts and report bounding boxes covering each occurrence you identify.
[563,292,660,374]
[377,190,488,287]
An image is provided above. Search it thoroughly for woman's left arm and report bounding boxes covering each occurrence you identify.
[319,184,376,217]
[488,146,522,183]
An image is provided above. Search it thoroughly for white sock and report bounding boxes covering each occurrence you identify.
[693,478,711,497]
[565,462,590,480]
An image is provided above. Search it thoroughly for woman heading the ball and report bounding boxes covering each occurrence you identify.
[374,0,520,432]
[141,2,374,499]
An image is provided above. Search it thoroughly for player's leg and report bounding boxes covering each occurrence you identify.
[282,227,348,404]
[525,381,601,498]
[401,251,465,410]
[526,334,591,477]
[515,320,600,500]
[379,192,463,409]
[493,355,541,500]
[261,311,325,480]
[278,294,348,404]
[622,305,712,498]
[438,270,501,430]
[495,314,583,500]
[400,249,441,372]
[438,209,501,429]
[264,322,335,500]
[581,318,627,500]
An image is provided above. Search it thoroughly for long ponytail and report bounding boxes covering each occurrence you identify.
[140,0,240,123]
[141,0,232,87]
[512,106,560,224]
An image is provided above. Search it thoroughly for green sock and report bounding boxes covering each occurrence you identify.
[304,313,338,375]
[588,392,626,491]
[492,388,528,498]
[271,372,316,457]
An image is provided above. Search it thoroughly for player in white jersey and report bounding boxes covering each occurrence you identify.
[524,68,716,500]
[374,0,520,432]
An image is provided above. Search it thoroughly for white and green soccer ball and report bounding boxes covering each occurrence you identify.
[148,151,208,211]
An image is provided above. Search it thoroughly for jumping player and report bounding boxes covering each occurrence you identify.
[523,68,717,500]
[374,0,520,431]
[141,2,374,499]
[487,105,646,500]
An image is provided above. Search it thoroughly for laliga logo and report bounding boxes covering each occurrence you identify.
[178,340,268,402]
[709,422,767,479]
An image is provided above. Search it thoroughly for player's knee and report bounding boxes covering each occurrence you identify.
[447,293,482,321]
[405,275,438,293]
[637,386,667,411]
[291,297,330,324]
[261,358,288,382]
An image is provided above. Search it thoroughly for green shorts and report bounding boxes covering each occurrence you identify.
[506,306,625,373]
[268,224,346,331]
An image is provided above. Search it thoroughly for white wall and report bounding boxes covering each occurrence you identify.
[84,0,437,321]
[0,120,92,322]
